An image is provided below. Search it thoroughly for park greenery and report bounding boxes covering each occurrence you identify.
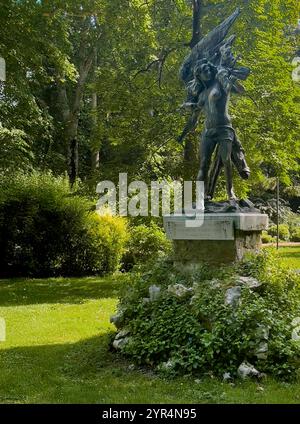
[0,0,299,277]
[115,250,300,379]
[0,247,300,403]
[0,0,300,403]
[0,0,299,192]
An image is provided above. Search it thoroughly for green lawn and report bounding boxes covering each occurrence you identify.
[276,246,300,271]
[0,248,300,404]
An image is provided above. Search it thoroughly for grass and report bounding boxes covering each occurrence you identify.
[0,247,300,404]
[276,246,300,270]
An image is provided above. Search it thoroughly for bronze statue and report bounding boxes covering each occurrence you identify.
[178,8,250,202]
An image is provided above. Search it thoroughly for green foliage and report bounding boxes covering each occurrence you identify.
[116,251,300,379]
[261,231,275,244]
[3,271,300,404]
[122,223,172,269]
[0,127,34,171]
[0,172,127,277]
[269,224,291,241]
[1,1,299,196]
[291,227,300,242]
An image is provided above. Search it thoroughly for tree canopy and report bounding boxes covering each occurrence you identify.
[0,0,299,199]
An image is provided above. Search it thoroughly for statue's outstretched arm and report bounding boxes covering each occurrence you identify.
[177,106,202,144]
[216,67,238,93]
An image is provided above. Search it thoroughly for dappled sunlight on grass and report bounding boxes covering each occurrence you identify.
[0,248,300,403]
[0,274,124,307]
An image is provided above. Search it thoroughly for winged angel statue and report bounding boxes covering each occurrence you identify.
[178,8,251,202]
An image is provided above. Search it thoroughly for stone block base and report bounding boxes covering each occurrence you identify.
[163,213,268,267]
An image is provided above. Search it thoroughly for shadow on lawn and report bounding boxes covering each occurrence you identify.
[0,274,127,307]
[0,333,155,404]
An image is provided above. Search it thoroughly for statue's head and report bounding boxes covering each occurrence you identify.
[220,43,235,67]
[194,59,214,82]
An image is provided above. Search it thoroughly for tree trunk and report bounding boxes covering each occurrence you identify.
[91,48,99,172]
[68,138,78,187]
[184,0,203,166]
[190,0,202,48]
[64,50,94,186]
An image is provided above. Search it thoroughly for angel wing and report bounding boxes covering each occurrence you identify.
[180,8,241,86]
[178,8,250,143]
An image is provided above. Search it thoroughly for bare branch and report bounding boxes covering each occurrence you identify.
[133,59,160,78]
[158,47,177,88]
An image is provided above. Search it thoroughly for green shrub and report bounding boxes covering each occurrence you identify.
[113,252,300,379]
[122,223,172,270]
[0,127,33,171]
[0,172,127,277]
[268,224,290,241]
[261,231,275,244]
[290,227,300,242]
[61,212,128,276]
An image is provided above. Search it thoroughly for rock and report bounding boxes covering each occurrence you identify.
[255,342,268,360]
[115,329,130,340]
[225,286,241,307]
[149,285,161,302]
[239,199,255,209]
[291,317,300,341]
[110,312,124,329]
[235,276,261,289]
[167,283,193,298]
[223,372,232,382]
[113,337,130,350]
[237,361,261,379]
[189,295,196,305]
[254,324,269,359]
[142,297,150,304]
[203,199,260,214]
[159,359,175,371]
[128,364,135,371]
[256,324,269,341]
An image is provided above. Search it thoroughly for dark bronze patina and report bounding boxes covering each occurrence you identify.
[179,8,250,202]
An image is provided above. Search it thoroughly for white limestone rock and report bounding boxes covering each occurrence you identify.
[149,285,161,302]
[113,337,131,351]
[115,329,130,340]
[158,359,175,372]
[225,286,241,307]
[255,342,268,360]
[167,283,193,298]
[223,372,232,382]
[236,276,262,289]
[110,312,124,329]
[237,361,261,379]
[256,324,269,341]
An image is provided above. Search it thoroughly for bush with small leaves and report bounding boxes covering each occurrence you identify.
[122,223,172,270]
[0,172,128,277]
[290,227,300,242]
[114,252,300,379]
[268,224,290,241]
[261,231,275,244]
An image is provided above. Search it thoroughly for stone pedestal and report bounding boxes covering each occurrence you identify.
[163,212,268,267]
